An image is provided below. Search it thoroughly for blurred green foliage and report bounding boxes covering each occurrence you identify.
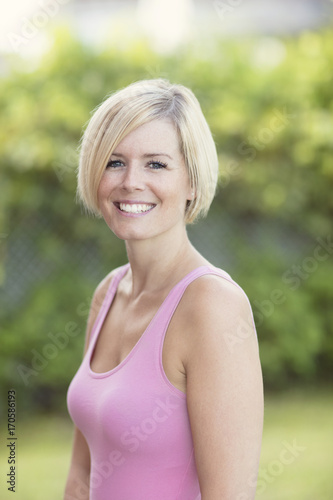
[1,27,332,413]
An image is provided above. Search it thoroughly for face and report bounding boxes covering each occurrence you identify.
[97,118,193,242]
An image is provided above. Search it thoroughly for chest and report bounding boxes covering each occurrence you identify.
[89,292,187,393]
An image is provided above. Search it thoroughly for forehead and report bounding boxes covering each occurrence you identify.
[114,118,181,155]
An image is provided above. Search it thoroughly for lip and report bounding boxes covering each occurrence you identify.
[113,201,156,218]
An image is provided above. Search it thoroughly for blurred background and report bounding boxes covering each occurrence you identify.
[0,0,333,498]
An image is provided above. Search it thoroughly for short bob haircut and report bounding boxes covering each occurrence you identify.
[77,78,218,224]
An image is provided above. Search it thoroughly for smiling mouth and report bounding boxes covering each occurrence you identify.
[114,202,156,214]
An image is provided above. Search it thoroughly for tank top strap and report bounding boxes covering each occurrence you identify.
[131,265,242,395]
[154,265,234,329]
[88,263,130,346]
[149,264,257,349]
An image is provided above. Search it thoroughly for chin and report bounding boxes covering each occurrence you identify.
[108,226,153,241]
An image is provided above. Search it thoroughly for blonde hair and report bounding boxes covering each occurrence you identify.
[77,79,218,224]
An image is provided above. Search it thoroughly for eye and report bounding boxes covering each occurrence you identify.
[148,161,167,170]
[106,160,124,168]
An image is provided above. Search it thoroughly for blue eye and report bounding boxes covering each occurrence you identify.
[106,160,123,168]
[106,159,167,169]
[148,161,167,170]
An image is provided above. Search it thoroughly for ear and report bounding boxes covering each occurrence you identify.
[187,186,196,201]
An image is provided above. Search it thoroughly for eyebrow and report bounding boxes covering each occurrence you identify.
[111,152,173,160]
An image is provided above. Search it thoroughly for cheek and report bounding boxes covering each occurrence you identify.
[97,174,112,202]
[163,185,189,217]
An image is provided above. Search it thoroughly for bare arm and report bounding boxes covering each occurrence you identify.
[63,426,91,500]
[182,276,264,500]
[63,270,117,500]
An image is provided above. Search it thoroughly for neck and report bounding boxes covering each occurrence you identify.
[123,223,204,298]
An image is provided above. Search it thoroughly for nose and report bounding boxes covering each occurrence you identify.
[120,163,145,192]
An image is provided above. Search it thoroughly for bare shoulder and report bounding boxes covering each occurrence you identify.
[176,273,257,365]
[181,272,253,325]
[91,268,119,309]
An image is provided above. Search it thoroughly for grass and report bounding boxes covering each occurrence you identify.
[258,387,333,500]
[0,388,332,499]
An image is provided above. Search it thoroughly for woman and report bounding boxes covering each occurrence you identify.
[65,79,263,500]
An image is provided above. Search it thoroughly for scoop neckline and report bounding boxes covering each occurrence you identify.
[87,263,218,379]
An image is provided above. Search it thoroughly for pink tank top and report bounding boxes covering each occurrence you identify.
[67,263,249,500]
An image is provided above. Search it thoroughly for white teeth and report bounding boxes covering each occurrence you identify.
[119,203,154,214]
